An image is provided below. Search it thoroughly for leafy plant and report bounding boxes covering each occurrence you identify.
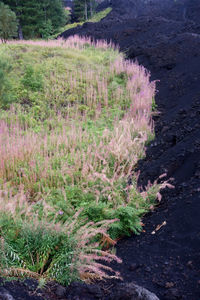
[0,2,18,43]
[0,202,121,284]
[39,20,53,40]
[1,0,67,39]
[21,65,44,92]
[0,56,13,108]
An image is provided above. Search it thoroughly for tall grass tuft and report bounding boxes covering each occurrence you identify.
[0,189,122,284]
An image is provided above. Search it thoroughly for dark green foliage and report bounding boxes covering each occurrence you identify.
[74,0,85,21]
[0,213,79,284]
[0,56,13,108]
[84,203,145,240]
[21,65,43,92]
[74,0,97,21]
[39,19,53,39]
[109,206,144,239]
[0,2,18,42]
[84,203,109,222]
[47,241,78,285]
[1,0,67,39]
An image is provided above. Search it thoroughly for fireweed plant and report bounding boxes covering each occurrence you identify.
[0,37,173,284]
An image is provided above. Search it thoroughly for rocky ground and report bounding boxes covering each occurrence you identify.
[1,0,200,299]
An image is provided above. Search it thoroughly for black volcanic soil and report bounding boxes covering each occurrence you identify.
[1,0,200,299]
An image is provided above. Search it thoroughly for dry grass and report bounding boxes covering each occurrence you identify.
[2,36,117,50]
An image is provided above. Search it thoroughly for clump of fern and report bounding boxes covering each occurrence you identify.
[0,193,121,285]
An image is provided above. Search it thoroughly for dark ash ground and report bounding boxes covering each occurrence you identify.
[1,0,200,299]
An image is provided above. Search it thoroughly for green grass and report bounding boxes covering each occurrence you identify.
[0,38,169,284]
[52,7,112,38]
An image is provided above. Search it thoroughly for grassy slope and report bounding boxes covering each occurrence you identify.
[0,38,166,284]
[52,8,112,38]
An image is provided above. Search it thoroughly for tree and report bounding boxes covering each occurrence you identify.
[89,0,97,18]
[74,0,85,21]
[1,0,67,39]
[0,0,24,39]
[74,0,97,21]
[0,2,18,42]
[39,19,53,40]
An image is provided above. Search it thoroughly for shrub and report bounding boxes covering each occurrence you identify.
[0,56,13,108]
[21,65,44,92]
[0,3,18,43]
[39,20,53,40]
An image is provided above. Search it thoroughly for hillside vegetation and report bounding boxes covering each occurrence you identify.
[54,7,112,38]
[0,37,167,284]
